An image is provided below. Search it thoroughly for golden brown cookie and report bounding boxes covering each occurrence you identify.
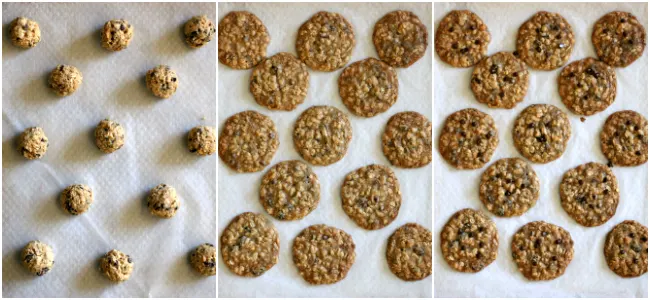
[373,10,428,68]
[512,104,571,164]
[292,224,355,284]
[386,223,432,281]
[382,111,432,168]
[440,208,499,273]
[560,162,619,227]
[511,221,574,281]
[558,57,617,116]
[293,106,352,166]
[218,11,270,69]
[250,52,310,111]
[516,11,575,70]
[220,212,279,277]
[479,158,539,217]
[259,160,320,221]
[435,10,490,68]
[296,11,355,72]
[438,108,498,169]
[218,111,279,173]
[338,58,398,117]
[592,11,646,68]
[604,220,648,277]
[471,51,529,109]
[600,110,648,166]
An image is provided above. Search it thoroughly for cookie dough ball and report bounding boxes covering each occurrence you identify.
[21,240,54,276]
[146,65,178,98]
[188,126,216,156]
[18,127,48,160]
[10,17,41,49]
[185,15,216,48]
[100,19,134,51]
[190,243,216,276]
[94,119,125,154]
[100,249,133,282]
[147,184,179,218]
[60,184,93,215]
[48,65,83,96]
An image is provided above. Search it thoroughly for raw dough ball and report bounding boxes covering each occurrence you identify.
[21,240,54,276]
[184,15,215,48]
[100,249,133,282]
[94,119,125,154]
[146,65,178,98]
[48,65,83,96]
[188,126,216,156]
[10,17,41,48]
[147,184,179,218]
[101,19,134,51]
[18,127,48,160]
[60,184,93,215]
[190,243,216,276]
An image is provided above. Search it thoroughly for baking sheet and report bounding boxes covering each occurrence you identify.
[2,2,216,298]
[217,2,432,298]
[434,2,648,298]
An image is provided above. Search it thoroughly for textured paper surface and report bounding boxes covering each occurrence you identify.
[218,2,432,298]
[2,3,215,297]
[434,2,648,298]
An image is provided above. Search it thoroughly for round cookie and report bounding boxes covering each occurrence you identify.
[341,164,401,230]
[516,11,575,70]
[218,11,270,69]
[94,119,125,154]
[49,65,82,96]
[100,19,133,51]
[382,111,432,168]
[560,162,619,227]
[604,220,648,277]
[60,184,93,215]
[100,249,134,282]
[373,10,428,68]
[293,106,352,166]
[296,11,355,72]
[592,11,646,68]
[188,125,216,156]
[220,212,279,277]
[440,208,498,273]
[147,184,180,218]
[435,10,490,68]
[259,160,320,221]
[386,223,432,281]
[190,243,216,276]
[292,224,355,285]
[146,65,178,99]
[18,127,48,160]
[250,52,310,111]
[438,108,498,169]
[218,110,279,173]
[184,15,216,49]
[558,57,617,116]
[338,58,398,117]
[21,240,54,276]
[511,221,574,281]
[479,158,540,217]
[470,51,530,109]
[512,104,571,164]
[10,17,41,49]
[600,110,648,166]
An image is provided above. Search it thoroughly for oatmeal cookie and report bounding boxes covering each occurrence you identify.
[21,240,54,276]
[604,220,648,277]
[292,224,355,284]
[440,208,498,273]
[250,52,310,111]
[259,160,320,221]
[560,162,619,227]
[479,158,540,217]
[386,223,432,281]
[516,11,575,70]
[190,243,216,276]
[218,11,270,69]
[513,104,571,164]
[296,11,355,72]
[471,51,530,109]
[185,15,216,49]
[338,58,398,117]
[293,106,352,166]
[60,184,93,215]
[218,111,279,173]
[592,11,646,68]
[382,111,432,168]
[100,19,134,51]
[435,10,490,68]
[49,65,82,96]
[558,58,617,116]
[373,10,428,68]
[18,127,48,160]
[9,17,41,49]
[438,108,498,169]
[511,221,574,281]
[600,110,648,166]
[220,212,279,277]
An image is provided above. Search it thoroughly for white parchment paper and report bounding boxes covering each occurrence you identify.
[218,2,432,298]
[434,2,648,298]
[2,3,216,297]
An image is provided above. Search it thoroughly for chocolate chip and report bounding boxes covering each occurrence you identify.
[536,135,547,143]
[473,77,482,84]
[469,25,476,31]
[447,27,453,32]
[513,51,519,57]
[499,91,505,98]
[620,18,626,23]
[535,46,542,52]
[635,151,642,156]
[490,65,498,74]
[629,233,636,238]
[505,191,511,196]
[555,239,562,244]
[460,47,469,54]
[474,40,481,45]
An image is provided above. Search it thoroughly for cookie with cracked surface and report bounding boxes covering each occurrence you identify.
[513,104,571,164]
[100,249,134,282]
[382,111,432,168]
[296,11,355,72]
[560,162,619,227]
[386,223,432,281]
[61,184,93,215]
[438,108,498,169]
[440,208,498,273]
[293,106,352,166]
[21,240,54,276]
[10,17,41,49]
[479,158,539,217]
[373,10,428,68]
[600,110,648,166]
[516,11,575,70]
[218,110,279,172]
[593,11,646,68]
[18,127,48,160]
[558,58,617,116]
[250,52,310,111]
[218,11,270,69]
[292,224,355,284]
[338,58,398,117]
[471,51,530,109]
[190,243,216,276]
[259,160,320,221]
[220,212,279,277]
[511,221,574,281]
[435,10,490,68]
[604,220,648,277]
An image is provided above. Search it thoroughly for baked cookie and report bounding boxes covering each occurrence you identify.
[382,111,432,168]
[296,11,355,72]
[600,110,648,166]
[440,208,498,273]
[560,162,619,227]
[338,58,398,117]
[479,158,540,217]
[435,10,490,68]
[220,212,279,277]
[218,111,279,173]
[218,11,270,69]
[293,106,352,166]
[516,11,575,70]
[471,51,530,109]
[292,224,355,284]
[438,108,498,169]
[250,52,309,111]
[604,220,648,277]
[558,57,617,116]
[259,160,320,221]
[341,165,401,230]
[513,104,571,164]
[592,11,646,68]
[373,10,428,68]
[386,223,432,281]
[511,221,574,281]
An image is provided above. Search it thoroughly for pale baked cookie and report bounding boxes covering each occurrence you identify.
[49,65,82,96]
[220,212,279,277]
[9,17,41,49]
[471,51,530,109]
[218,111,279,173]
[147,184,179,219]
[338,58,398,117]
[600,110,648,166]
[259,160,320,221]
[435,10,490,68]
[218,11,270,69]
[100,19,133,51]
[146,65,178,99]
[516,11,575,70]
[593,11,646,68]
[94,119,125,154]
[296,11,355,72]
[21,241,54,276]
[511,221,574,281]
[438,108,498,169]
[188,125,216,156]
[440,208,498,273]
[386,223,432,281]
[190,243,216,276]
[604,220,648,277]
[185,15,216,49]
[382,112,432,168]
[250,52,310,111]
[479,158,540,217]
[560,162,619,227]
[373,10,428,68]
[293,106,352,166]
[18,127,48,160]
[60,184,93,215]
[512,104,571,164]
[100,249,133,282]
[558,58,616,116]
[292,224,355,284]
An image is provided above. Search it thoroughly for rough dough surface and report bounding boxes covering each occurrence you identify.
[373,10,428,68]
[218,111,279,173]
[100,249,134,282]
[604,220,648,277]
[296,11,356,72]
[188,126,216,156]
[21,240,54,276]
[441,208,499,273]
[250,52,310,111]
[293,106,352,166]
[49,65,82,96]
[94,119,125,154]
[18,127,48,160]
[10,17,41,49]
[100,19,134,51]
[60,184,93,215]
[185,15,216,48]
[190,243,216,276]
[511,221,574,281]
[386,223,432,281]
[259,160,320,221]
[146,65,178,98]
[147,184,180,218]
[338,58,398,117]
[218,11,270,69]
[382,111,432,168]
